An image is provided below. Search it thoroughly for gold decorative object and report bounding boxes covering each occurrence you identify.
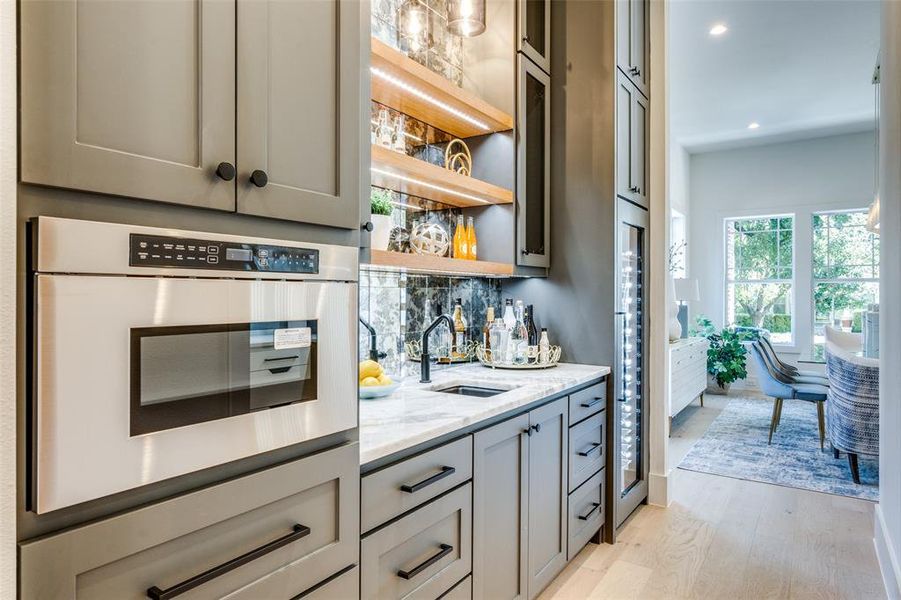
[475,343,562,370]
[410,222,451,257]
[444,138,472,176]
[406,339,479,363]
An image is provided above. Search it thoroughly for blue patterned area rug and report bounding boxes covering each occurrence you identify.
[678,395,879,501]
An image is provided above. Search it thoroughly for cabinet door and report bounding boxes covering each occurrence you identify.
[615,73,634,204]
[518,0,550,74]
[20,0,236,211]
[516,57,551,268]
[631,91,649,209]
[527,398,568,599]
[473,413,530,600]
[237,0,364,229]
[615,0,648,96]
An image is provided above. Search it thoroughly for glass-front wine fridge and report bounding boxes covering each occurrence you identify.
[613,199,649,528]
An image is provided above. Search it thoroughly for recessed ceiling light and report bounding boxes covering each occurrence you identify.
[747,122,760,130]
[709,23,728,36]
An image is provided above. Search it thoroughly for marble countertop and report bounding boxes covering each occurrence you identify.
[359,362,610,466]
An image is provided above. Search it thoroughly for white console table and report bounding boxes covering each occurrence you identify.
[668,337,709,424]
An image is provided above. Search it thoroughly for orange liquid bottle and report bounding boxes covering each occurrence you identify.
[466,216,478,261]
[453,215,468,259]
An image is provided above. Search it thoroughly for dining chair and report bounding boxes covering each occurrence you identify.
[824,325,863,353]
[758,335,829,383]
[748,342,828,448]
[824,341,879,484]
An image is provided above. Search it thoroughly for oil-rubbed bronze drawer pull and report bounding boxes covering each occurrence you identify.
[146,524,310,599]
[580,396,604,409]
[578,502,602,521]
[397,544,454,580]
[577,442,602,457]
[400,466,456,493]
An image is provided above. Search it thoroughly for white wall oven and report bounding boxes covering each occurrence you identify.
[31,218,358,513]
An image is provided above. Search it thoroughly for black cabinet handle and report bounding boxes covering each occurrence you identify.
[578,502,602,521]
[532,423,541,433]
[146,524,310,600]
[250,169,269,188]
[397,544,453,580]
[580,396,604,409]
[362,221,374,232]
[216,162,236,181]
[267,366,292,374]
[263,355,299,362]
[400,466,456,493]
[578,442,602,457]
[523,428,532,437]
[629,185,639,193]
[629,66,640,76]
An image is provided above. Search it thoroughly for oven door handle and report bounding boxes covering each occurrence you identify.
[146,524,310,600]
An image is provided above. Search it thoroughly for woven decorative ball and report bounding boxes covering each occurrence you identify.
[410,222,450,257]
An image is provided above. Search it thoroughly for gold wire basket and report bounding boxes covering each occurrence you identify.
[404,339,480,363]
[475,344,562,370]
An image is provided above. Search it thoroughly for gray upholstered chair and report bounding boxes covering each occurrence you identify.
[824,325,863,354]
[748,342,828,447]
[825,341,879,483]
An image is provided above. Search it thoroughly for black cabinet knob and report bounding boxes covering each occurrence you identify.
[532,423,541,433]
[216,162,236,181]
[250,170,269,188]
[362,221,374,232]
[523,428,532,437]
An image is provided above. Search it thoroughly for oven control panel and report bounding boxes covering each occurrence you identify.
[129,234,320,274]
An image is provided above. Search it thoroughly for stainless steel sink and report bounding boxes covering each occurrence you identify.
[432,384,507,398]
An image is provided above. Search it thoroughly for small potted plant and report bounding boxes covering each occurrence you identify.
[370,188,394,251]
[692,315,750,394]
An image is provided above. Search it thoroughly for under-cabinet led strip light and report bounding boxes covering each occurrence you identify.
[370,167,491,205]
[370,120,423,142]
[371,66,492,132]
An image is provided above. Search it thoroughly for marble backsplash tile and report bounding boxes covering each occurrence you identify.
[359,267,503,375]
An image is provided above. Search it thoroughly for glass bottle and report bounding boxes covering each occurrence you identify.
[488,318,506,362]
[376,108,393,148]
[525,304,539,346]
[510,301,529,364]
[466,216,478,261]
[452,298,467,357]
[502,298,516,330]
[434,301,452,362]
[392,114,406,153]
[453,215,469,259]
[482,307,495,349]
[539,328,550,363]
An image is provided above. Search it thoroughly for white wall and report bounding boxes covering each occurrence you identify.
[876,2,901,596]
[670,142,691,217]
[688,131,876,361]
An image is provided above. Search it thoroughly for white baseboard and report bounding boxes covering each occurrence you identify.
[875,504,901,600]
[648,469,672,507]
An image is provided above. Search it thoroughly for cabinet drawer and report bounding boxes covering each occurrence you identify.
[440,575,472,600]
[295,566,359,600]
[567,470,605,561]
[568,411,605,492]
[361,483,472,600]
[20,444,359,599]
[362,436,473,533]
[568,380,607,425]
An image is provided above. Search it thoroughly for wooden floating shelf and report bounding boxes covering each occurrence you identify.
[368,250,515,276]
[371,145,513,208]
[371,37,514,138]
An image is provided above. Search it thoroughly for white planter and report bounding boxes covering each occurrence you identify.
[371,214,393,251]
[706,374,731,395]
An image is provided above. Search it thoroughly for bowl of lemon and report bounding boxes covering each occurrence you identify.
[358,359,401,399]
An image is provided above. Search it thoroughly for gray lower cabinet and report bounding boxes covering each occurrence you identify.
[615,71,649,209]
[295,565,360,600]
[20,0,365,230]
[567,470,605,561]
[472,398,568,600]
[18,443,359,599]
[19,0,236,211]
[568,411,606,493]
[440,575,473,600]
[361,483,473,600]
[236,0,364,229]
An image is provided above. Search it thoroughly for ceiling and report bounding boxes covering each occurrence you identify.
[670,0,881,154]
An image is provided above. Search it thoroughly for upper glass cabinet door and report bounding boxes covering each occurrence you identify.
[519,0,550,74]
[517,57,550,268]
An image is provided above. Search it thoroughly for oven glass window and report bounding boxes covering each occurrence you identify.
[130,321,318,436]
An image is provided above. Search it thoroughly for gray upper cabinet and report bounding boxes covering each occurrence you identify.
[472,397,568,600]
[20,0,237,211]
[20,0,366,230]
[516,57,551,268]
[236,0,364,229]
[616,0,648,97]
[518,0,550,75]
[526,398,568,599]
[615,72,648,210]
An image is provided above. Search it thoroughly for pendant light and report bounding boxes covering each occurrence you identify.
[399,0,432,52]
[447,0,486,37]
[867,61,881,234]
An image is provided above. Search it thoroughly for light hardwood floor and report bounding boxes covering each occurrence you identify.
[540,392,885,600]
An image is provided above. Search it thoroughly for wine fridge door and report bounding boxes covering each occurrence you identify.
[614,199,649,528]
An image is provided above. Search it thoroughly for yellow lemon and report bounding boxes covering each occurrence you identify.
[377,374,393,386]
[359,359,383,380]
[360,376,381,387]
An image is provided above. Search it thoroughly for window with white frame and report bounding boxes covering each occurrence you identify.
[725,215,794,344]
[812,210,879,356]
[670,210,687,278]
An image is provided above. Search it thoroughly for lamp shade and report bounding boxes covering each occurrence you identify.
[446,0,486,37]
[673,277,700,302]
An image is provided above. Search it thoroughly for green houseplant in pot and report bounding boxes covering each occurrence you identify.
[692,316,750,394]
[370,188,394,251]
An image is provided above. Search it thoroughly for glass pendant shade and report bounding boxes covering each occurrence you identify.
[399,0,431,51]
[447,0,486,37]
